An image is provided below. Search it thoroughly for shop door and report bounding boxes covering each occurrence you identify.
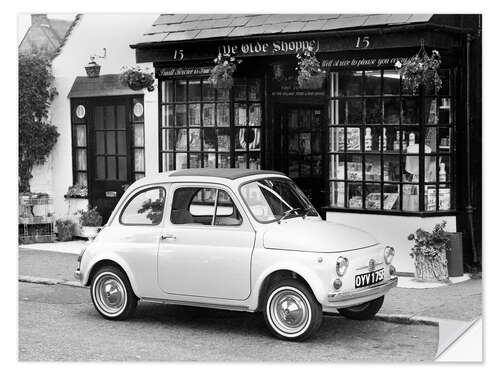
[89,99,131,221]
[276,106,325,212]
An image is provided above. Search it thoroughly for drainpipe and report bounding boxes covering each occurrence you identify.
[465,32,478,266]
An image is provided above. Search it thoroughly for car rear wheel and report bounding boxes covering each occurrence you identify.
[90,266,137,320]
[337,296,384,320]
[263,279,323,341]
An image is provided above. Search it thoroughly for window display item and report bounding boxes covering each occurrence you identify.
[365,128,372,151]
[439,162,447,182]
[394,131,400,151]
[383,128,387,151]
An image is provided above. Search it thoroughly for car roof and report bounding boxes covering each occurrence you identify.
[168,168,285,180]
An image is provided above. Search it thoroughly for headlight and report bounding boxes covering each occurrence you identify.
[336,256,349,276]
[384,246,395,264]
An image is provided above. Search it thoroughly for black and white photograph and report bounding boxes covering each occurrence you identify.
[11,3,490,366]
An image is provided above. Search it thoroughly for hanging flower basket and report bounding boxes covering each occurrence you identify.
[209,53,241,89]
[408,221,450,282]
[120,65,155,92]
[296,46,326,89]
[395,42,443,94]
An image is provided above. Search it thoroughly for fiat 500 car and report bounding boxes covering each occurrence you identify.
[75,168,397,341]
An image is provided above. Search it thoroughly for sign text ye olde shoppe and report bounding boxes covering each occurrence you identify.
[219,39,319,56]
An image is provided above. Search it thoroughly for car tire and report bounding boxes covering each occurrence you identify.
[337,296,384,320]
[263,279,323,341]
[90,265,138,320]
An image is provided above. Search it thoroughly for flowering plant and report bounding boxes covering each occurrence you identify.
[209,53,241,89]
[66,183,88,198]
[408,221,450,259]
[395,47,442,94]
[120,65,155,92]
[296,46,326,89]
[408,221,450,281]
[76,206,103,227]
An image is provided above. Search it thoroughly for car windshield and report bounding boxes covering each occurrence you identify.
[240,178,319,223]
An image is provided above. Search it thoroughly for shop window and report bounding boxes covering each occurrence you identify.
[160,78,262,170]
[328,69,454,213]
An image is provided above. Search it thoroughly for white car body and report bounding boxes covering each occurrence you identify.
[76,169,397,321]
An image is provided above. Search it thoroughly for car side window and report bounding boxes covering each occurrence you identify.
[170,187,242,226]
[120,187,166,225]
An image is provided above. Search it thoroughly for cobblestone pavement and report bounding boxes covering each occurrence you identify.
[19,282,438,361]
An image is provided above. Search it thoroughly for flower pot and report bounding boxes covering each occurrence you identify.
[414,251,449,282]
[80,225,100,239]
[85,63,101,78]
[298,74,326,90]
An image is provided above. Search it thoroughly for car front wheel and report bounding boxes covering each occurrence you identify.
[263,279,323,341]
[337,296,384,320]
[90,266,137,320]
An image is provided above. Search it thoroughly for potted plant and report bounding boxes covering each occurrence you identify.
[408,221,450,282]
[296,46,326,89]
[55,219,75,242]
[120,65,155,92]
[65,184,88,198]
[395,43,442,94]
[84,56,101,78]
[208,53,241,89]
[76,206,103,239]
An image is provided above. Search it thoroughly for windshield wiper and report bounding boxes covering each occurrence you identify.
[277,208,302,224]
[301,205,318,219]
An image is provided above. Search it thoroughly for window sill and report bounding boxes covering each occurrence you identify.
[322,207,458,217]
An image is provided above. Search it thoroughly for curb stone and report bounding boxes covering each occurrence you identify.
[19,275,440,326]
[19,275,84,288]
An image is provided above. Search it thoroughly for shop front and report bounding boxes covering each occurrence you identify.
[131,14,481,273]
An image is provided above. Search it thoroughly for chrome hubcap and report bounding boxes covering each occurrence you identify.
[94,274,126,315]
[269,288,310,335]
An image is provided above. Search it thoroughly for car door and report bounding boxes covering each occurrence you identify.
[157,183,256,301]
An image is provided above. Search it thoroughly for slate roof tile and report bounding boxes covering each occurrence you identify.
[134,14,435,45]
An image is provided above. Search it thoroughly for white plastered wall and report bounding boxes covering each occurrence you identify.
[29,14,158,221]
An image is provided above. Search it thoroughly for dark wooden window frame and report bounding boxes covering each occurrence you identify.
[157,76,264,172]
[70,95,145,198]
[325,68,457,216]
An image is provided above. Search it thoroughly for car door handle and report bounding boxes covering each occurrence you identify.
[160,234,176,240]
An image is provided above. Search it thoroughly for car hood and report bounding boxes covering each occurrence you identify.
[263,218,378,253]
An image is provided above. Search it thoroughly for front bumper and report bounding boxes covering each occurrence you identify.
[327,276,398,304]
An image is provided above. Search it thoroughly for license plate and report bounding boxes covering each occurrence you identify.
[355,269,385,288]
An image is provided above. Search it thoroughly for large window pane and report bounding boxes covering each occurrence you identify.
[217,103,230,126]
[188,80,201,101]
[330,181,345,207]
[338,71,363,96]
[175,80,187,101]
[383,70,400,95]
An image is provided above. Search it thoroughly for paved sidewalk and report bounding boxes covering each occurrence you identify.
[18,244,482,324]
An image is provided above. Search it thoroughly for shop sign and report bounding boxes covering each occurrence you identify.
[219,39,319,57]
[156,66,213,77]
[321,56,411,69]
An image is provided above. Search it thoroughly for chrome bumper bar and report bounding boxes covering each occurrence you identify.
[327,277,398,303]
